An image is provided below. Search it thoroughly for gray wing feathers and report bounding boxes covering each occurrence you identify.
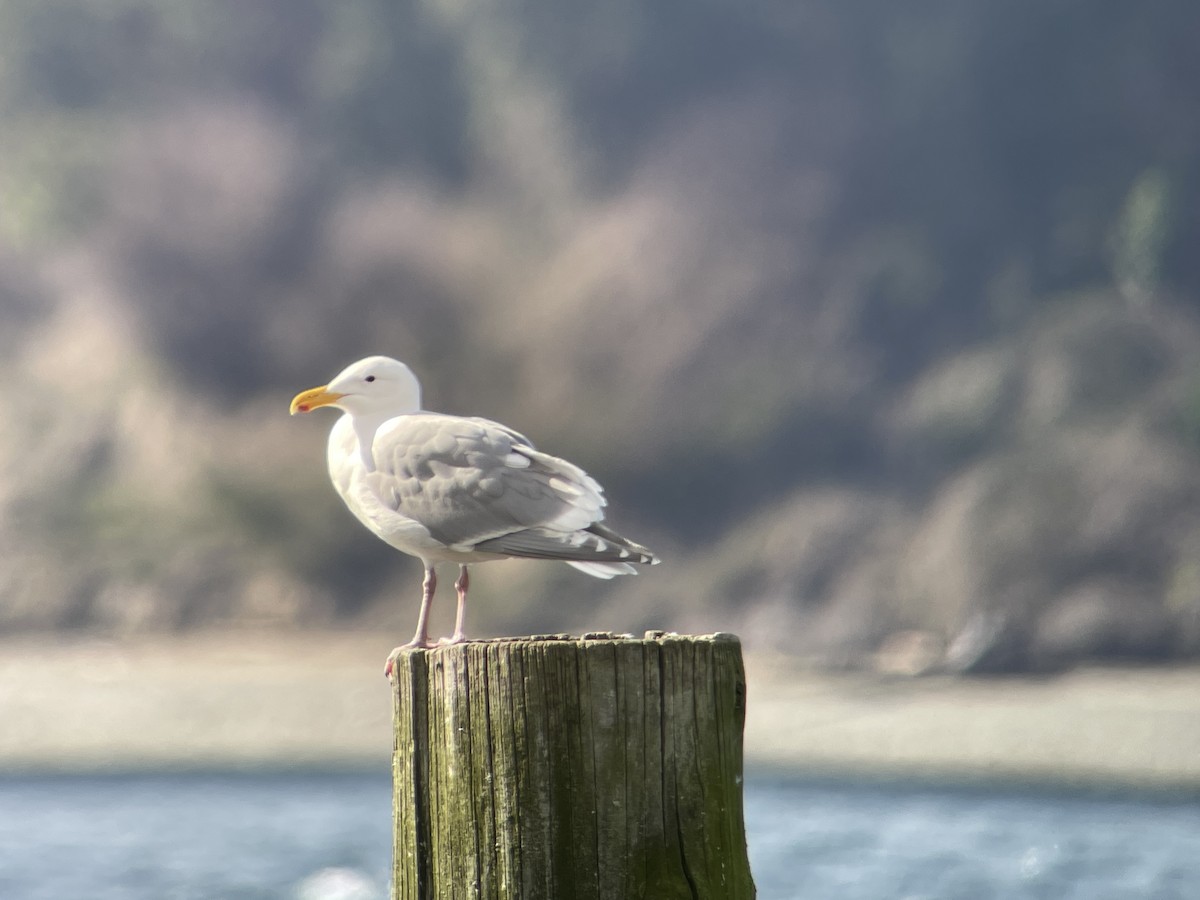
[367,414,611,548]
[472,523,658,565]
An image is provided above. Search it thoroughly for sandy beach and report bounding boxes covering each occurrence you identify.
[2,632,1198,791]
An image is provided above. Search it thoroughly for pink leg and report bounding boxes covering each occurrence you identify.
[408,565,438,648]
[440,566,470,645]
[385,565,437,678]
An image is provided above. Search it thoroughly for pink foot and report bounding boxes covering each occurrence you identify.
[383,639,436,678]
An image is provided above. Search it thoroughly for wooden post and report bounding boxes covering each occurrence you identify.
[391,631,755,900]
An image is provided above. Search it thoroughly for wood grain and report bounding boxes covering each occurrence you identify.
[391,632,755,899]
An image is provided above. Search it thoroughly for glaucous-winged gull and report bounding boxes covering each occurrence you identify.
[290,356,658,671]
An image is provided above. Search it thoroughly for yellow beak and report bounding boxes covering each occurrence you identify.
[290,385,346,415]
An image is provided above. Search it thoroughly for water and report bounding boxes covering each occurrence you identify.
[0,773,1197,899]
[748,780,1200,900]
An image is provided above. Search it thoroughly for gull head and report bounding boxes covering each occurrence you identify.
[290,356,423,419]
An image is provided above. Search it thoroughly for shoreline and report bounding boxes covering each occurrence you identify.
[3,632,1198,792]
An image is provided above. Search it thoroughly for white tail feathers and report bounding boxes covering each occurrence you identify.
[566,560,639,579]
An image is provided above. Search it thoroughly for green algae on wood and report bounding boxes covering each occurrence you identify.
[391,632,755,900]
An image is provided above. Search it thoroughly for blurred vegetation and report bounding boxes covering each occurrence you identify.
[3,0,1200,672]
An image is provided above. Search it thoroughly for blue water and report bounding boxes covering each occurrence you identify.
[0,773,1197,899]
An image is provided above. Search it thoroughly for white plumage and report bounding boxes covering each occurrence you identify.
[290,356,658,663]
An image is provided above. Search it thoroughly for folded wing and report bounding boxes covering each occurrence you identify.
[363,413,657,573]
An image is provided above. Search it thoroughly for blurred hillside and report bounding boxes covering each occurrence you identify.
[3,1,1200,672]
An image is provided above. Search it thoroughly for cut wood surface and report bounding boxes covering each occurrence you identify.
[390,632,756,900]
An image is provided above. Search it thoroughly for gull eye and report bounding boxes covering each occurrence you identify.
[365,375,376,383]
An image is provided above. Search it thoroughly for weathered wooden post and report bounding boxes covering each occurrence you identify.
[391,631,755,899]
